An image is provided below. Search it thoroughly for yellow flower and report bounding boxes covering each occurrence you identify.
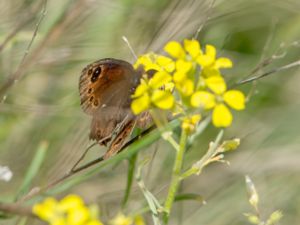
[133,40,241,128]
[156,55,175,73]
[205,75,227,95]
[164,39,202,60]
[223,90,246,110]
[191,84,245,128]
[181,114,202,133]
[133,215,146,225]
[86,220,104,225]
[183,39,202,59]
[134,53,161,71]
[110,213,133,225]
[59,195,84,211]
[131,72,175,115]
[131,93,150,115]
[191,91,216,109]
[134,53,175,73]
[164,41,186,59]
[33,195,104,225]
[212,104,233,127]
[33,197,61,222]
[175,59,193,73]
[148,71,172,89]
[197,44,232,77]
[151,90,174,109]
[67,205,90,225]
[175,79,194,96]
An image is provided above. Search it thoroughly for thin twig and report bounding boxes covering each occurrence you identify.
[243,19,277,101]
[0,202,35,217]
[239,38,300,85]
[71,142,98,171]
[237,60,300,85]
[0,0,47,98]
[19,0,48,70]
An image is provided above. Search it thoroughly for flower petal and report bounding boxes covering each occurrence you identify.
[215,57,233,69]
[164,82,175,92]
[196,54,214,67]
[223,90,245,110]
[173,71,187,83]
[131,94,150,114]
[134,54,161,71]
[183,39,202,58]
[52,218,67,225]
[132,80,148,98]
[33,198,58,220]
[175,59,192,73]
[149,71,172,89]
[151,90,174,109]
[67,206,89,225]
[205,76,227,95]
[86,220,104,225]
[164,41,186,59]
[59,195,84,211]
[156,55,175,72]
[212,104,233,127]
[201,67,220,77]
[175,79,194,96]
[206,44,216,59]
[191,91,216,109]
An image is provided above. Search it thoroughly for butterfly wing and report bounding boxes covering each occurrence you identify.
[79,58,141,143]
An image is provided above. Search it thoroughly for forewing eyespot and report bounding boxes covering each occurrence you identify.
[91,67,102,83]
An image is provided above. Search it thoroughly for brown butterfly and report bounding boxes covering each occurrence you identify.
[79,58,151,159]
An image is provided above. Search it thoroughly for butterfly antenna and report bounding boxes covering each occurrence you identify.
[122,36,138,61]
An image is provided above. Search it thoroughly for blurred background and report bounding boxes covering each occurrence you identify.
[0,0,300,224]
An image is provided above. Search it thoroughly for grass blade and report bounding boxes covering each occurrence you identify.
[15,141,48,200]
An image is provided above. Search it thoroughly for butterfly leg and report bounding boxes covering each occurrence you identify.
[103,120,135,159]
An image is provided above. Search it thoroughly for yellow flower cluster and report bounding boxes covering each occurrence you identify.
[110,213,145,225]
[131,54,175,114]
[33,195,103,225]
[131,39,245,129]
[33,195,146,225]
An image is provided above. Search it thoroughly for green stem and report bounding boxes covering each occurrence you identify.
[163,129,188,224]
[122,153,137,209]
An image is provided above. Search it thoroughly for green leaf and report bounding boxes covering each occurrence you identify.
[174,193,206,204]
[122,153,138,208]
[136,161,162,225]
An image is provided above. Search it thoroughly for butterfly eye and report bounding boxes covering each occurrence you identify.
[91,67,102,82]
